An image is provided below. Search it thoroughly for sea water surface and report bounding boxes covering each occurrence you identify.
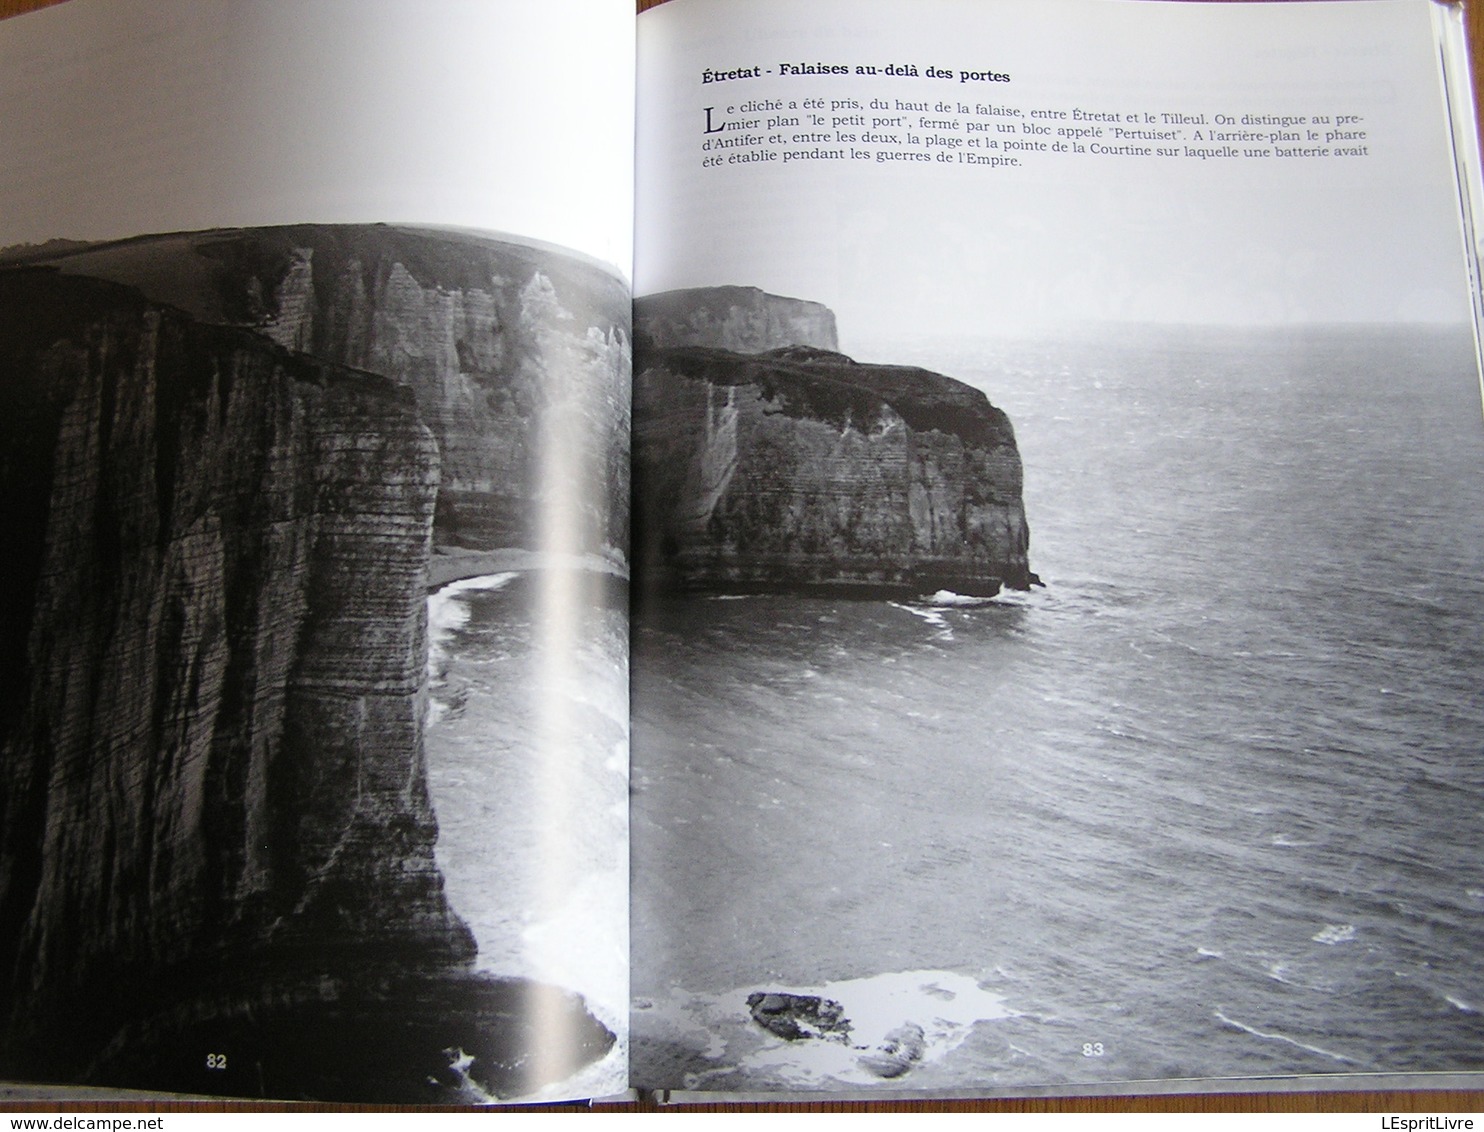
[627,323,1484,1092]
[423,567,630,1100]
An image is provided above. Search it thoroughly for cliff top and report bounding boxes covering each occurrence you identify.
[642,342,1015,449]
[0,224,629,334]
[635,285,839,353]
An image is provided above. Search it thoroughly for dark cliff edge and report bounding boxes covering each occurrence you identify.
[0,254,614,1099]
[633,289,1034,599]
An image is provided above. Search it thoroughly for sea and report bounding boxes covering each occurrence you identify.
[624,322,1484,1093]
[423,566,631,1101]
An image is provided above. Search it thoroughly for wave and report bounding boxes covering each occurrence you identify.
[429,573,519,649]
[887,602,954,641]
[1264,962,1335,993]
[1311,923,1356,946]
[924,590,1001,607]
[425,573,518,724]
[1214,1010,1356,1064]
[422,568,630,1102]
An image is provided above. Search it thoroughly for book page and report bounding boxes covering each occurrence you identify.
[0,0,633,1103]
[632,0,1484,1096]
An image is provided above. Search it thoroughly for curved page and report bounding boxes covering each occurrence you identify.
[632,0,1484,1098]
[0,0,633,1104]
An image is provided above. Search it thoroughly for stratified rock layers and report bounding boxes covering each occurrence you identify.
[16,226,632,555]
[634,290,1033,597]
[0,270,474,1081]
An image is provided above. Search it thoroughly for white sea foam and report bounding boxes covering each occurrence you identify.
[659,970,1015,1088]
[432,570,520,602]
[925,590,999,607]
[1263,961,1334,994]
[632,326,1484,1091]
[1214,1010,1356,1064]
[1311,923,1356,946]
[424,573,519,725]
[519,856,629,1036]
[889,601,947,627]
[511,1037,629,1105]
[422,568,629,1102]
[1445,995,1477,1014]
[427,573,519,659]
[889,602,954,640]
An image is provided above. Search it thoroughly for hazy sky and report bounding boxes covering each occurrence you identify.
[0,0,635,278]
[1,0,1474,332]
[636,0,1476,338]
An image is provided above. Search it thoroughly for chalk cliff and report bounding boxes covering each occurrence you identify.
[634,290,1033,597]
[0,226,628,1097]
[9,226,632,556]
[0,270,613,1098]
[636,285,838,354]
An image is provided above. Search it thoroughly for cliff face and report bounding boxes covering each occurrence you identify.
[24,226,631,556]
[634,289,1033,597]
[0,271,473,1075]
[635,285,838,354]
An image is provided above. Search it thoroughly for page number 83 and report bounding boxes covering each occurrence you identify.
[1081,1042,1104,1057]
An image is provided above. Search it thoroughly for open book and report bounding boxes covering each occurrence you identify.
[1,0,1483,1106]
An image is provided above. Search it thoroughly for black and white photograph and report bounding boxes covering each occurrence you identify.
[0,0,637,1104]
[628,289,1484,1092]
[4,0,1484,1111]
[0,224,633,1102]
[630,0,1484,1095]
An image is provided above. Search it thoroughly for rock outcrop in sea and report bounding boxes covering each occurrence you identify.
[634,288,1033,598]
[0,225,627,1099]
